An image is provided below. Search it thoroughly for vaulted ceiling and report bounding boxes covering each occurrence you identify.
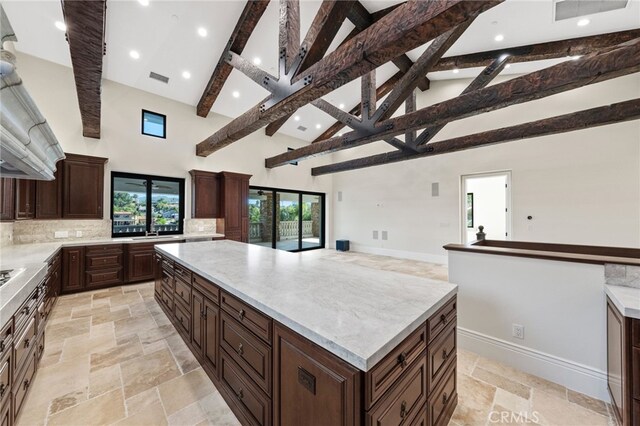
[3,0,639,143]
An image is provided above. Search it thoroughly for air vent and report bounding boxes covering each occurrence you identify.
[297,125,307,132]
[555,0,628,20]
[149,72,169,84]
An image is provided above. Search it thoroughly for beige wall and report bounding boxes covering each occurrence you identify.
[332,74,640,263]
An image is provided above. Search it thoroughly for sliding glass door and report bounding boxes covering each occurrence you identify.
[249,186,325,252]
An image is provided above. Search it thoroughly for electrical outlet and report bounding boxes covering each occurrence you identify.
[198,225,204,232]
[381,231,388,241]
[512,324,524,339]
[373,230,378,240]
[76,231,83,237]
[54,231,68,239]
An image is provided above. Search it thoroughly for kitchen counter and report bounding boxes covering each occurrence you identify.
[605,285,640,319]
[156,240,457,371]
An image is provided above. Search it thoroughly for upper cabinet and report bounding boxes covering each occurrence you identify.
[0,178,15,221]
[189,170,220,219]
[62,153,108,219]
[220,172,251,243]
[35,161,63,219]
[15,179,36,220]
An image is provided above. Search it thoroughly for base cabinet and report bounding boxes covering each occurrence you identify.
[154,252,458,426]
[62,247,85,293]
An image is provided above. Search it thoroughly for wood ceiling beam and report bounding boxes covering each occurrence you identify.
[61,0,106,139]
[264,38,640,167]
[265,0,355,136]
[278,0,300,75]
[310,98,640,175]
[196,0,502,156]
[196,0,270,118]
[347,1,430,92]
[431,28,640,72]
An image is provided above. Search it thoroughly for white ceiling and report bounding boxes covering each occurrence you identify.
[2,0,639,142]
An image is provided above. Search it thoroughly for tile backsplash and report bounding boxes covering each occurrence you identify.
[11,219,111,244]
[184,218,217,234]
[605,263,640,289]
[0,222,14,247]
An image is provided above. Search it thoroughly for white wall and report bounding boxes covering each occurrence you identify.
[13,53,333,237]
[449,250,609,401]
[332,74,640,262]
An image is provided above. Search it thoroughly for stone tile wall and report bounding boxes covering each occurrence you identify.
[184,219,217,235]
[11,220,112,244]
[0,222,14,247]
[605,263,640,289]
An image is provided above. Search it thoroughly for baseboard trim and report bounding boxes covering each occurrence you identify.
[348,243,448,265]
[458,327,610,403]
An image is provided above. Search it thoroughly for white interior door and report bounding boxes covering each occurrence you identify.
[461,171,512,243]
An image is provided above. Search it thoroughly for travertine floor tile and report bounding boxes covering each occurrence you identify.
[90,335,144,372]
[567,389,610,418]
[113,401,168,426]
[158,368,217,415]
[532,389,609,426]
[47,388,126,426]
[472,366,531,400]
[120,347,181,398]
[452,373,496,425]
[89,364,122,398]
[167,400,207,426]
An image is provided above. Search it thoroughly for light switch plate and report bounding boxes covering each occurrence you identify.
[373,230,378,240]
[54,231,69,239]
[431,182,439,197]
[76,231,83,237]
[381,231,388,240]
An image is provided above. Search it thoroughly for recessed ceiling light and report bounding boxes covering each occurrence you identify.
[577,18,590,27]
[452,68,459,74]
[339,103,345,109]
[338,132,343,137]
[232,91,240,98]
[138,0,149,6]
[294,115,300,121]
[54,21,66,31]
[494,34,504,42]
[315,124,322,129]
[253,57,261,65]
[182,71,191,79]
[197,27,207,37]
[129,50,140,60]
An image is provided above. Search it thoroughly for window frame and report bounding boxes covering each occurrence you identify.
[141,109,167,139]
[110,171,185,238]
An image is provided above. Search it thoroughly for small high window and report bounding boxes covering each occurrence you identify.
[141,109,166,138]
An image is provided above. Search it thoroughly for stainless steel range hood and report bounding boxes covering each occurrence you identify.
[0,5,64,180]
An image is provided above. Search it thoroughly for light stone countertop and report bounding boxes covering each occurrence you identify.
[156,240,458,371]
[605,285,640,320]
[0,233,224,328]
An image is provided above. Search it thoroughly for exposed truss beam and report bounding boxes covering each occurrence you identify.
[196,0,270,117]
[310,99,640,175]
[61,0,106,139]
[196,0,502,156]
[278,0,300,75]
[265,0,355,136]
[264,38,640,167]
[431,28,640,72]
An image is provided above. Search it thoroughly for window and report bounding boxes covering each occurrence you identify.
[111,172,184,237]
[141,109,166,138]
[248,186,325,252]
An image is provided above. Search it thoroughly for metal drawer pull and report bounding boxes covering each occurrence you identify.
[397,351,408,367]
[442,349,448,360]
[400,400,407,418]
[236,389,244,399]
[442,392,448,405]
[440,314,446,324]
[238,309,245,320]
[0,384,5,397]
[0,340,5,352]
[238,343,244,355]
[24,339,30,348]
[23,379,30,390]
[23,307,29,315]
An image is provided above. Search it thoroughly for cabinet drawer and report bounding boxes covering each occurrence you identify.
[160,289,173,313]
[0,390,8,426]
[161,256,174,274]
[427,296,456,343]
[0,351,9,407]
[161,267,174,291]
[13,349,36,420]
[86,253,122,270]
[14,317,36,375]
[366,353,427,426]
[36,331,45,362]
[0,321,12,361]
[220,352,272,426]
[37,299,46,334]
[174,278,192,308]
[365,325,426,409]
[174,301,191,337]
[408,404,427,426]
[428,361,457,426]
[85,268,123,288]
[428,323,456,393]
[632,319,640,348]
[173,263,192,284]
[221,313,271,396]
[85,244,123,255]
[128,242,155,252]
[193,274,219,305]
[221,291,272,343]
[14,288,40,335]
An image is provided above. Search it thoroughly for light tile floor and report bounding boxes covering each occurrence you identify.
[17,251,615,426]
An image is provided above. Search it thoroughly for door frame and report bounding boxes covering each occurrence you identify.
[460,170,512,244]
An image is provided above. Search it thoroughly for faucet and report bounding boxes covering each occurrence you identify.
[146,221,159,237]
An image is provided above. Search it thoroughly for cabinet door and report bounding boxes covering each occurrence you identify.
[35,165,62,219]
[154,254,163,296]
[127,250,155,283]
[224,176,242,237]
[273,324,361,426]
[15,179,36,220]
[62,247,85,293]
[203,298,219,377]
[0,397,10,426]
[62,155,106,219]
[0,178,15,221]
[607,298,628,424]
[190,171,219,218]
[191,289,205,357]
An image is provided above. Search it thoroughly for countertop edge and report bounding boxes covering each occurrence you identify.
[605,285,640,320]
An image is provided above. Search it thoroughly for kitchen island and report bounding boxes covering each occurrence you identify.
[155,240,458,426]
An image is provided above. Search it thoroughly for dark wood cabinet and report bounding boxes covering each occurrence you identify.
[126,243,155,282]
[0,178,15,221]
[61,247,85,293]
[0,397,9,426]
[62,153,107,219]
[203,296,220,377]
[189,170,220,218]
[35,164,62,219]
[220,172,251,243]
[14,179,35,220]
